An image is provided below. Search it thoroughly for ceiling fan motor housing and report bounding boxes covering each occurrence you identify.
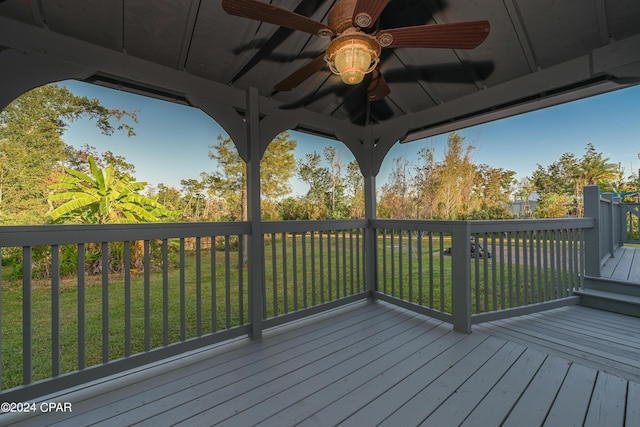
[328,0,359,33]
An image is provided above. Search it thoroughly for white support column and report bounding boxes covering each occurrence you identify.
[246,87,263,340]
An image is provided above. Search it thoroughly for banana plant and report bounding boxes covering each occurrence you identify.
[48,157,171,224]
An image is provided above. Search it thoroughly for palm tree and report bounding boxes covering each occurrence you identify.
[48,156,171,224]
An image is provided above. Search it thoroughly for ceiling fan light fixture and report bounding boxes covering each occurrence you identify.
[326,34,381,85]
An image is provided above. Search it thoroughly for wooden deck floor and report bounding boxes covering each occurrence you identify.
[2,300,640,426]
[601,246,640,283]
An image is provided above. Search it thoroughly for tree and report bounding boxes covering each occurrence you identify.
[433,132,476,219]
[180,178,206,220]
[378,157,414,219]
[66,143,136,179]
[530,144,619,216]
[0,84,137,223]
[534,192,573,218]
[345,160,365,218]
[296,146,354,219]
[531,152,578,196]
[48,157,171,224]
[472,164,516,218]
[297,151,331,218]
[207,132,297,221]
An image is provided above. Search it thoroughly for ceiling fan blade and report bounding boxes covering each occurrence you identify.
[221,0,335,38]
[274,54,327,91]
[379,21,490,49]
[367,70,390,101]
[353,0,389,28]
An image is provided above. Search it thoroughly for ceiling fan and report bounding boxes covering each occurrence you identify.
[221,0,490,101]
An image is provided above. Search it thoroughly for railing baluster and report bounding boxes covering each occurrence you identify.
[507,232,513,307]
[271,233,278,316]
[282,232,288,313]
[522,230,528,305]
[334,230,340,299]
[529,230,535,303]
[319,231,324,303]
[196,237,202,336]
[482,233,489,311]
[535,231,543,302]
[211,236,217,332]
[408,230,413,303]
[311,231,316,306]
[51,245,60,377]
[429,232,434,309]
[144,240,150,351]
[302,233,308,308]
[356,228,360,291]
[77,243,86,369]
[165,239,171,346]
[561,229,568,297]
[490,234,497,311]
[327,231,332,301]
[180,238,186,341]
[549,230,557,298]
[124,241,131,357]
[474,233,481,313]
[292,232,298,312]
[417,233,423,306]
[225,235,231,329]
[238,235,244,325]
[543,230,550,299]
[349,230,354,295]
[342,230,347,297]
[399,230,404,300]
[514,232,521,305]
[439,233,445,311]
[391,230,395,296]
[23,246,32,385]
[101,242,109,363]
[499,233,505,310]
[382,229,387,294]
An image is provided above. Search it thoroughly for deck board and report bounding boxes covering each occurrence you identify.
[2,300,640,427]
[601,246,640,283]
[473,305,640,382]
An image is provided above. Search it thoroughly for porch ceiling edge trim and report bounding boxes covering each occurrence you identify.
[0,16,368,146]
[391,34,640,143]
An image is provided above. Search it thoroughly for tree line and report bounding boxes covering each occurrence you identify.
[1,84,636,226]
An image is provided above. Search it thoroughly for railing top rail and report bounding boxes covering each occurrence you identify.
[0,222,250,246]
[468,217,595,233]
[371,218,595,233]
[262,219,367,234]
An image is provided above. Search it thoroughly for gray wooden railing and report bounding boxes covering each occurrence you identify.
[0,214,598,399]
[372,218,593,332]
[582,185,640,277]
[621,203,640,244]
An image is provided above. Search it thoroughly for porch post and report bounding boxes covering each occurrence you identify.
[246,87,263,339]
[451,222,472,333]
[363,174,377,296]
[583,185,601,277]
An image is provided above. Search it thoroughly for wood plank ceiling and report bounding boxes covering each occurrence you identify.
[0,0,639,141]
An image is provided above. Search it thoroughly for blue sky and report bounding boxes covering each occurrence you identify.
[61,80,640,196]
